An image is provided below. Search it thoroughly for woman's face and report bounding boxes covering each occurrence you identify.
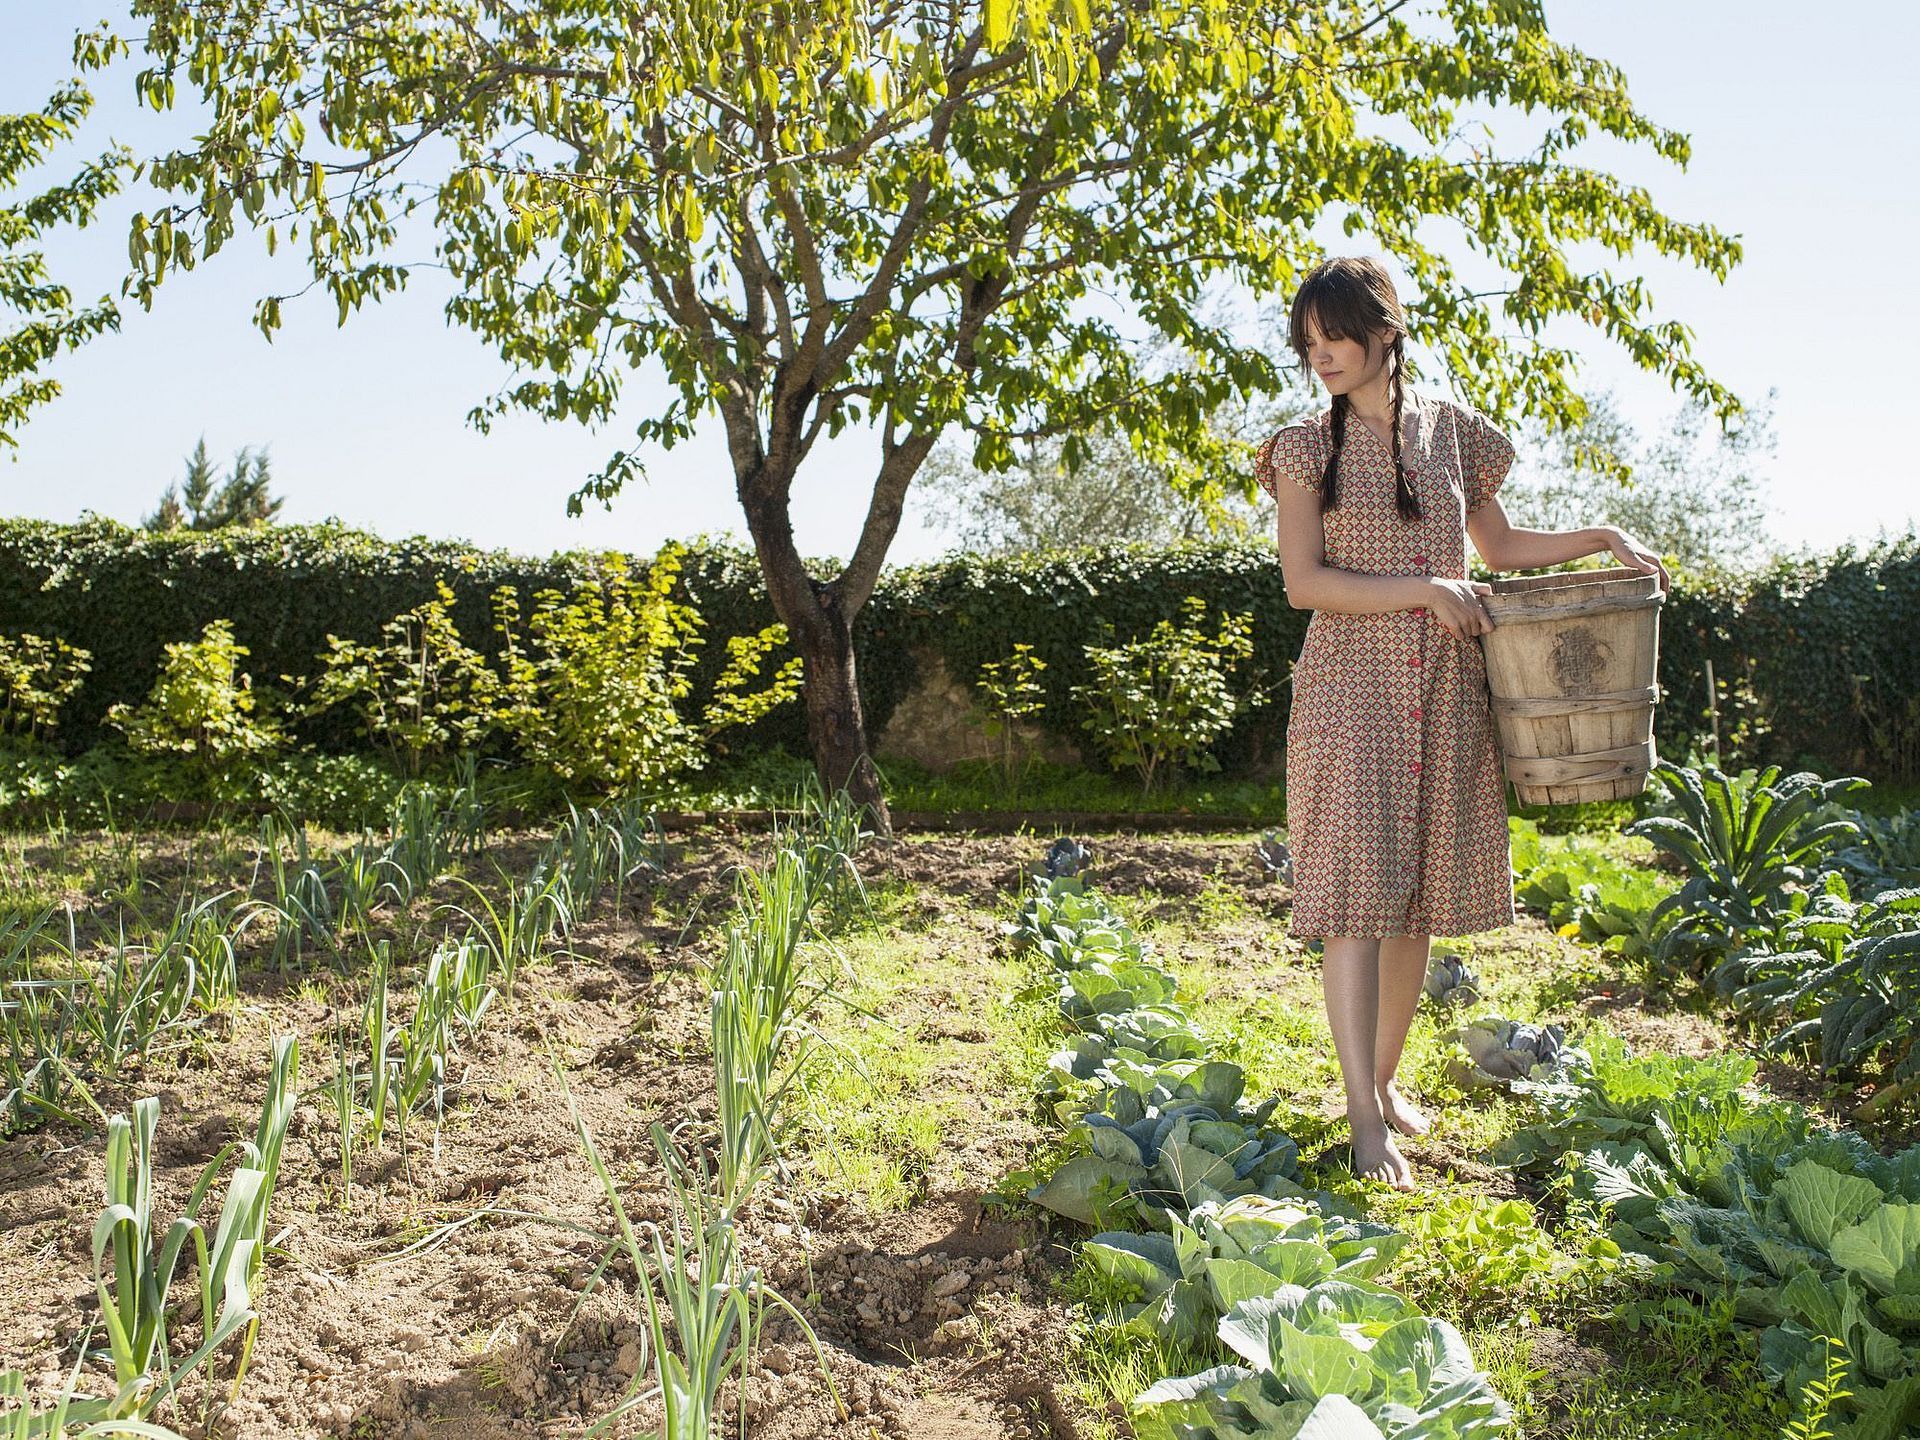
[1300,315,1392,397]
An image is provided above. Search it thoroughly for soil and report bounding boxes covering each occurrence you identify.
[0,828,1158,1440]
[0,826,1893,1438]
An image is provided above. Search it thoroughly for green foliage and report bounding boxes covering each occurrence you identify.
[1073,597,1266,795]
[4,520,1917,786]
[0,38,133,453]
[976,642,1049,790]
[1389,1192,1622,1320]
[1630,762,1869,975]
[85,1037,297,1423]
[1507,1030,1920,1440]
[1130,1284,1512,1440]
[493,547,801,794]
[1712,876,1920,1118]
[1082,1195,1407,1352]
[143,436,282,532]
[0,632,91,743]
[300,580,499,777]
[107,620,283,777]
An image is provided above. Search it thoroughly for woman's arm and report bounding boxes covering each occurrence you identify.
[1275,465,1431,613]
[1467,496,1671,591]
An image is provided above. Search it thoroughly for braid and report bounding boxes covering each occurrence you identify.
[1390,337,1421,522]
[1319,393,1347,512]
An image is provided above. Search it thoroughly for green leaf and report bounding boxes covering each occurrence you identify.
[1831,1202,1920,1297]
[1777,1158,1888,1248]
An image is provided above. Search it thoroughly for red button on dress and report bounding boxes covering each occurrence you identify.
[1413,554,1428,567]
[1257,383,1517,941]
[1411,761,1422,774]
[1412,707,1423,720]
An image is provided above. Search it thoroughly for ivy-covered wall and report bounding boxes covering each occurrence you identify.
[3,516,1915,781]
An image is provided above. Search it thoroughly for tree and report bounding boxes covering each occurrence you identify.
[918,303,1311,552]
[83,0,1743,835]
[0,30,134,454]
[144,436,284,530]
[1503,389,1779,570]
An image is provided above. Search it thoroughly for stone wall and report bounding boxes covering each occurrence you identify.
[873,644,1084,773]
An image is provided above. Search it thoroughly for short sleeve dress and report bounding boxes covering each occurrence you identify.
[1253,386,1517,941]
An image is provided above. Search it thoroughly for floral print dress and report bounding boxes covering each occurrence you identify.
[1254,385,1517,940]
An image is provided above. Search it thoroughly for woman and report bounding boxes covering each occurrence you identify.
[1253,256,1668,1190]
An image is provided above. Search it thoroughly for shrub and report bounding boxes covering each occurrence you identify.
[106,619,283,778]
[298,580,499,776]
[491,546,801,794]
[1071,596,1265,795]
[0,632,91,743]
[976,642,1049,789]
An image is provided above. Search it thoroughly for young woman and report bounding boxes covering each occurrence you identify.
[1253,256,1668,1190]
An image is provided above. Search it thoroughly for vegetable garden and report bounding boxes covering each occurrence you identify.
[0,748,1916,1439]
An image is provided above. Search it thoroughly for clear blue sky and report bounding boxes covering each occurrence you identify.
[3,2,1914,564]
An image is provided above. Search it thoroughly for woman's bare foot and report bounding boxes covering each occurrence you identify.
[1378,1080,1431,1137]
[1348,1121,1414,1190]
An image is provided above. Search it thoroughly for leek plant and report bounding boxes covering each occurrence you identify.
[710,844,865,1211]
[240,815,337,969]
[0,1355,189,1438]
[384,783,460,892]
[333,838,409,934]
[440,860,572,1001]
[1,905,98,1134]
[326,1024,359,1208]
[562,1070,841,1440]
[89,1034,297,1422]
[360,944,394,1149]
[76,927,198,1075]
[422,937,497,1038]
[358,940,455,1166]
[147,892,239,1014]
[542,797,668,919]
[768,774,874,934]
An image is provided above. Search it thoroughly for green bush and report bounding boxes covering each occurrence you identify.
[298,579,501,775]
[492,545,801,794]
[1072,596,1265,794]
[0,632,91,743]
[2,516,1915,785]
[106,619,284,779]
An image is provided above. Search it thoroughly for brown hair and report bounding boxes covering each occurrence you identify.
[1286,257,1420,521]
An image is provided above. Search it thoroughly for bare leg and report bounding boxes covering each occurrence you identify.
[1322,936,1412,1189]
[1375,934,1432,1136]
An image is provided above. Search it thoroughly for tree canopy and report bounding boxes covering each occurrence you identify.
[0,42,134,454]
[36,0,1745,821]
[144,435,285,530]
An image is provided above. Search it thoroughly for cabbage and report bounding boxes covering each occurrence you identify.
[1422,952,1480,1007]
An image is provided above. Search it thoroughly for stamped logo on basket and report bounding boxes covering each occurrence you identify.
[1546,629,1611,693]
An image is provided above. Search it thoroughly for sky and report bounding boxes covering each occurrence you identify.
[2,2,1915,567]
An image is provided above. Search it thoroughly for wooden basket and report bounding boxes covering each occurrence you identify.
[1479,567,1665,806]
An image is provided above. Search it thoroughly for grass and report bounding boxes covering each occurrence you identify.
[789,879,1057,1213]
[1016,837,1811,1436]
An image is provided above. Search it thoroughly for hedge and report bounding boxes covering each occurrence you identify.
[2,516,1915,782]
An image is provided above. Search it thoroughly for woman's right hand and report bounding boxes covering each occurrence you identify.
[1422,578,1496,639]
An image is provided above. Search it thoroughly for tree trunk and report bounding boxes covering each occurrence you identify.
[738,475,897,842]
[793,581,891,840]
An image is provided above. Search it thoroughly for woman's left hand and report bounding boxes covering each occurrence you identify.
[1600,526,1669,593]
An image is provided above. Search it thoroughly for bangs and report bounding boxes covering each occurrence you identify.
[1286,261,1397,364]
